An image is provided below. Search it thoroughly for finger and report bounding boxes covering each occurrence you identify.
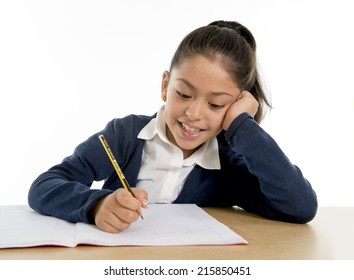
[93,191,140,233]
[131,188,149,208]
[113,205,140,223]
[237,90,245,101]
[95,211,131,233]
[115,188,141,210]
[238,90,252,100]
[114,188,145,220]
[239,91,259,117]
[125,190,146,219]
[103,219,131,233]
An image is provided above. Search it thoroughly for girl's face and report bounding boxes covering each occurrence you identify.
[161,54,242,158]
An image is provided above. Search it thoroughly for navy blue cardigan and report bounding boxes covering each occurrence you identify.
[28,113,317,224]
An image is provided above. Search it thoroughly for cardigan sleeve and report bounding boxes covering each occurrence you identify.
[28,119,126,224]
[224,113,318,223]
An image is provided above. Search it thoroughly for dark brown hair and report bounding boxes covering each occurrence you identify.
[169,20,271,123]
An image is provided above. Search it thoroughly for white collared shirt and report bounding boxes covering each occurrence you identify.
[136,106,221,203]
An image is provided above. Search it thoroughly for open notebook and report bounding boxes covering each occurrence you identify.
[0,204,247,248]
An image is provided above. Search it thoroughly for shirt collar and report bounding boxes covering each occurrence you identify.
[138,106,221,170]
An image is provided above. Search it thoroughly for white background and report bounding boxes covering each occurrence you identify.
[0,0,353,206]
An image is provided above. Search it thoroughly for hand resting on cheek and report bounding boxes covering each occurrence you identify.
[222,91,259,131]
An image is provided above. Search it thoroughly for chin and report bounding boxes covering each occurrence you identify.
[177,141,203,152]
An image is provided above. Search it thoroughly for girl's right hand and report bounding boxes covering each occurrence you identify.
[92,188,148,233]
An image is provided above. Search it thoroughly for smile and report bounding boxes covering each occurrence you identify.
[180,122,204,135]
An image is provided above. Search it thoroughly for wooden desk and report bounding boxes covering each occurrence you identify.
[0,207,352,260]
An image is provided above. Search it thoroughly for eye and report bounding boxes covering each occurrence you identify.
[208,103,225,110]
[176,90,191,99]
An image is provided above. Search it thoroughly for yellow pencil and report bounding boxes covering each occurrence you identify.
[98,134,143,220]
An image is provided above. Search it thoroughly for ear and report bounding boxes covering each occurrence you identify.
[161,71,169,102]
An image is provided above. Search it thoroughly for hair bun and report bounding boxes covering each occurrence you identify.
[208,20,256,51]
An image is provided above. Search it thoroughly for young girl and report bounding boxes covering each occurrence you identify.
[28,20,317,233]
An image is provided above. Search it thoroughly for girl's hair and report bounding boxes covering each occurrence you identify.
[169,20,271,123]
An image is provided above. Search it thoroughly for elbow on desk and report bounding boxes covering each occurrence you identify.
[281,195,318,224]
[276,180,318,224]
[294,188,318,224]
[243,197,318,224]
[27,177,50,215]
[27,183,41,213]
[289,205,318,224]
[259,203,318,224]
[257,191,319,224]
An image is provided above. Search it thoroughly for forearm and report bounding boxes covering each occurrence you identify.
[28,121,117,223]
[225,113,318,222]
[28,166,113,223]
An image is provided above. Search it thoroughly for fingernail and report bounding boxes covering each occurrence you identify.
[142,199,149,208]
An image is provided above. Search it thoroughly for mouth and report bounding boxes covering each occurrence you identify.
[179,122,205,136]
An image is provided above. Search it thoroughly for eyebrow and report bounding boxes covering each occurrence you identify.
[176,78,234,97]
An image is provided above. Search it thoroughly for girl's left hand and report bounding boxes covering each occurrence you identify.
[222,90,259,130]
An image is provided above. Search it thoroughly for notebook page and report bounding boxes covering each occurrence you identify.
[75,204,247,246]
[0,205,75,248]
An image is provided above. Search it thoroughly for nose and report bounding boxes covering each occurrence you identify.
[185,100,203,121]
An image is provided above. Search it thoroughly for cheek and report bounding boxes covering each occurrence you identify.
[165,98,186,116]
[209,112,226,129]
[164,103,180,126]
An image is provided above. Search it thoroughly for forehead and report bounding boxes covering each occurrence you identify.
[170,54,240,92]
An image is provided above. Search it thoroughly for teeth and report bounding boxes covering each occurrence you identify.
[182,123,201,133]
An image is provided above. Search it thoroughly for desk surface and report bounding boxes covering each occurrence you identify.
[0,207,352,260]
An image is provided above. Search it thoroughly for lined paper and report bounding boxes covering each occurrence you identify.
[0,204,247,248]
